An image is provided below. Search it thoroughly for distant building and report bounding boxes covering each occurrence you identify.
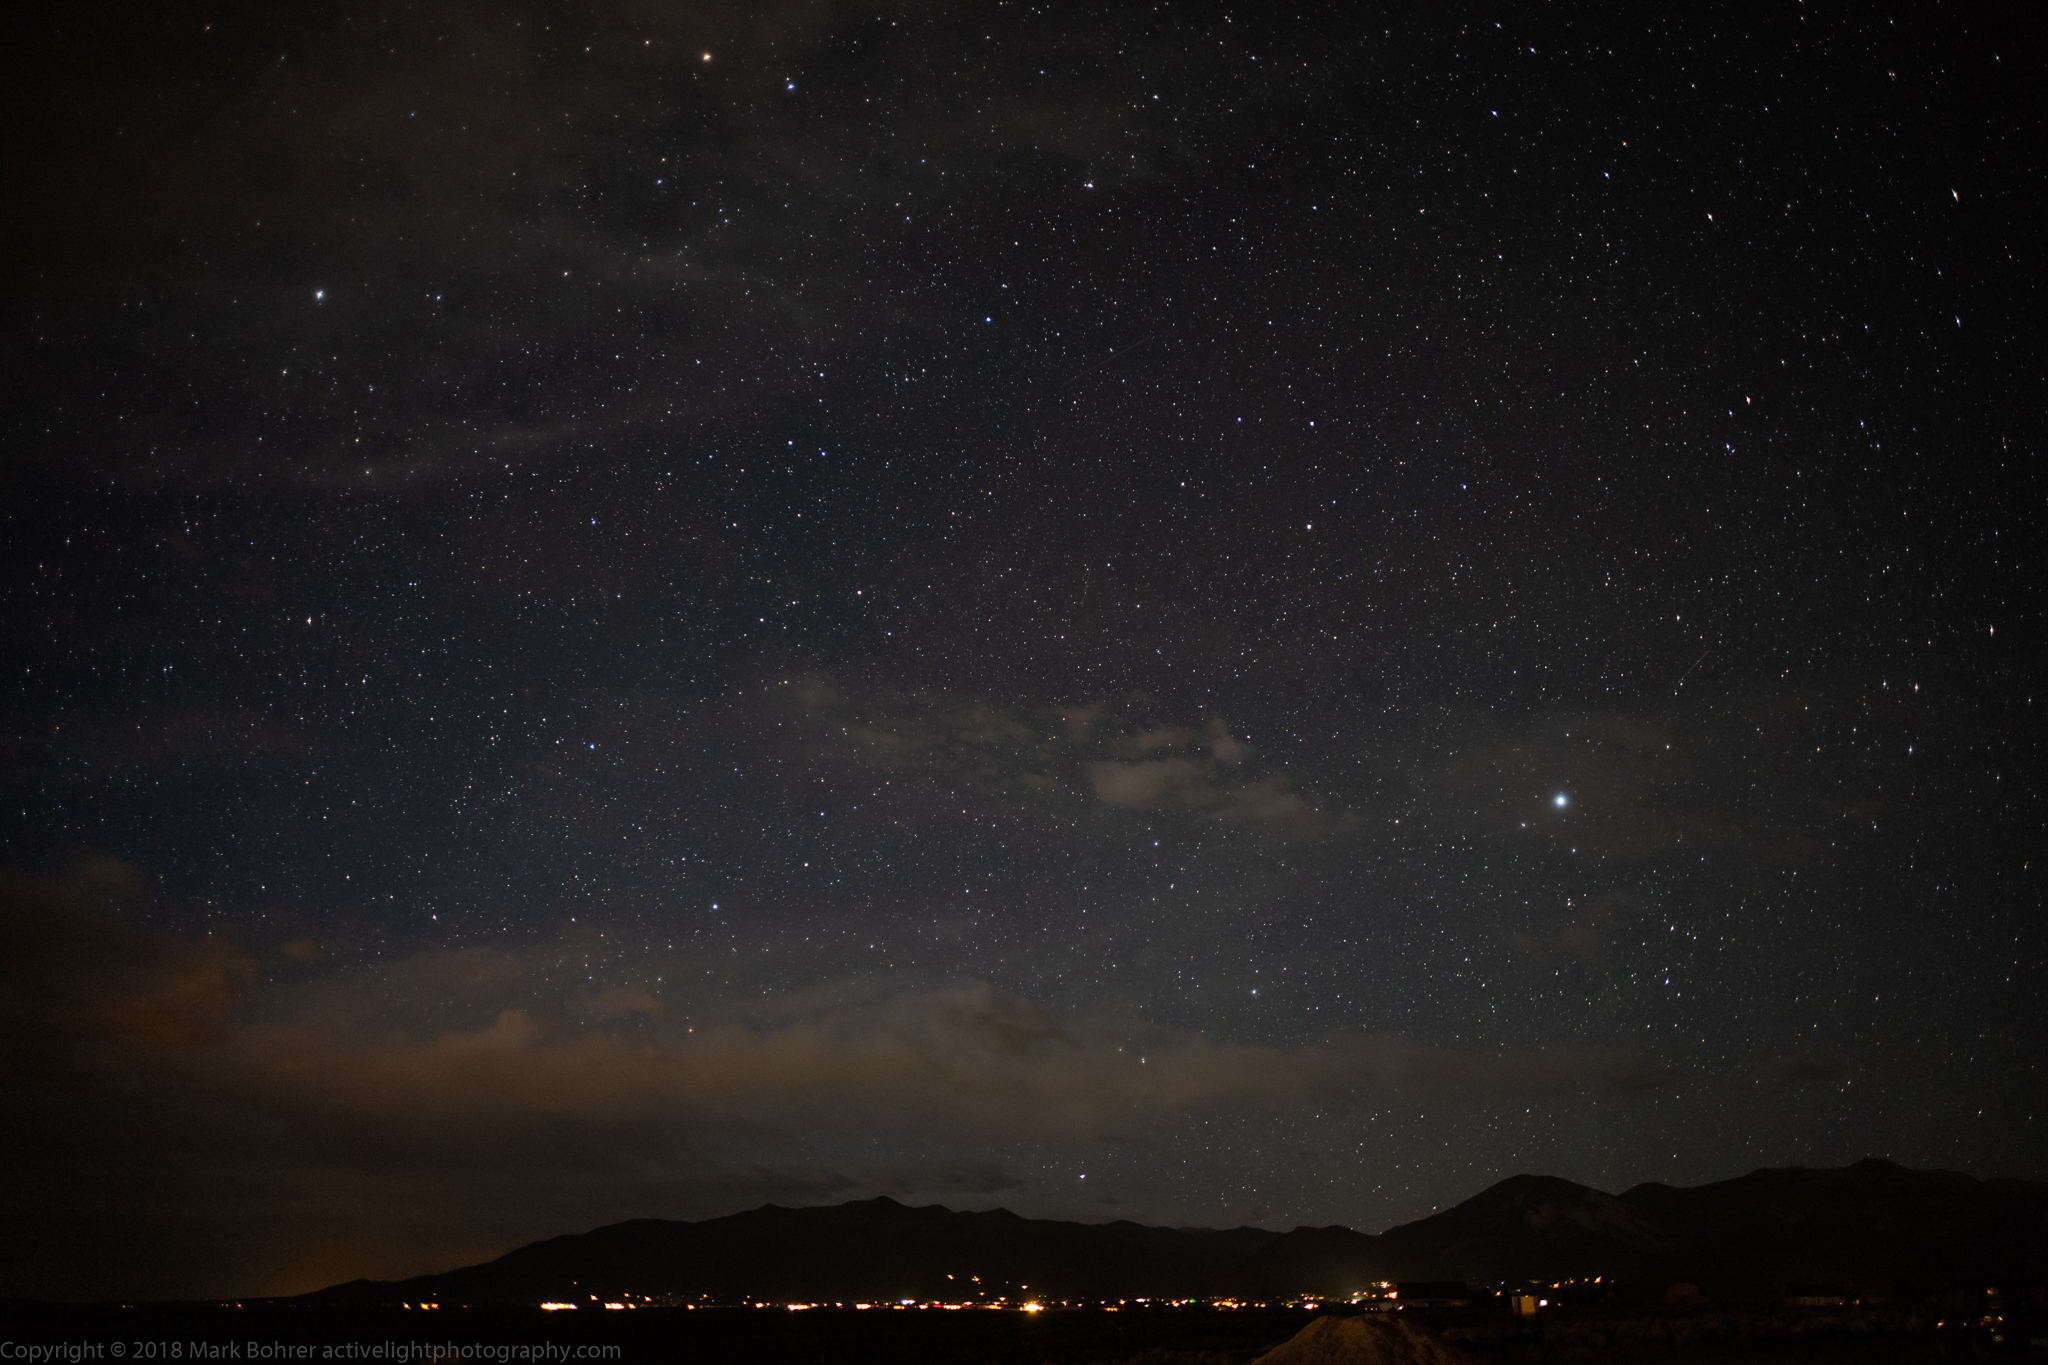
[1784,1284,1851,1308]
[1937,1286,2002,1322]
[1394,1282,1470,1308]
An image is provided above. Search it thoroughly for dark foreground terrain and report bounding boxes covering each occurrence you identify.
[304,1162,2048,1308]
[0,1303,2019,1364]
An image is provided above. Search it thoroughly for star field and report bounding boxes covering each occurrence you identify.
[1,0,2041,1302]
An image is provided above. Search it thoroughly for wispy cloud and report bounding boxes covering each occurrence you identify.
[0,877,1660,1296]
[780,681,1337,834]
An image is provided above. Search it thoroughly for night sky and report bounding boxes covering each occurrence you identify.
[3,0,2042,1304]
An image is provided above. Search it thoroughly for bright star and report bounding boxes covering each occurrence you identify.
[1554,793,1568,807]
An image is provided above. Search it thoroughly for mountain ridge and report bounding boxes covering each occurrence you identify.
[304,1160,2047,1306]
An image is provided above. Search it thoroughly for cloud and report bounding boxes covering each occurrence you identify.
[585,985,666,1019]
[1222,777,1323,833]
[1059,702,1109,740]
[0,890,1662,1297]
[1106,718,1250,764]
[774,682,1344,835]
[1205,717,1253,764]
[44,955,1659,1148]
[1113,727,1199,756]
[1089,761,1324,832]
[955,703,1036,746]
[8,917,1664,1142]
[0,876,253,1077]
[1084,710,1313,829]
[1090,759,1219,809]
[872,1161,1023,1196]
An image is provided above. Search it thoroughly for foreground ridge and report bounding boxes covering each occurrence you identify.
[304,1160,2047,1308]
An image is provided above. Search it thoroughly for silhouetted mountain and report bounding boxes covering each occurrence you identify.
[1367,1173,1676,1286]
[1618,1158,2048,1297]
[312,1198,1275,1305]
[1342,1159,2048,1299]
[305,1160,2047,1306]
[1096,1219,1282,1269]
[1231,1223,1385,1296]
